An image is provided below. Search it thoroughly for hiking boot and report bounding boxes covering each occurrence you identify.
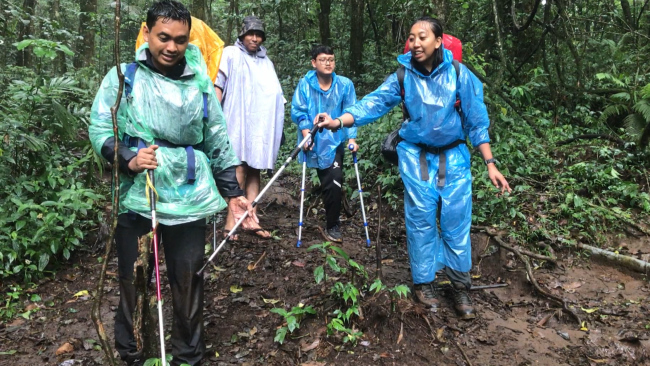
[413,283,440,310]
[450,283,476,320]
[323,224,342,243]
[124,351,144,366]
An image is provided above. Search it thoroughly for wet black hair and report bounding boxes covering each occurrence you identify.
[412,16,443,67]
[310,44,334,60]
[146,1,192,31]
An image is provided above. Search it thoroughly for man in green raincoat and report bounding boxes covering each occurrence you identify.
[89,2,257,365]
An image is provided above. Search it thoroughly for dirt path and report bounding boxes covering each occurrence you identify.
[1,184,649,366]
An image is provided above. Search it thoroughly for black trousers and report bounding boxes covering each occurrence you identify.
[316,144,345,230]
[114,213,206,366]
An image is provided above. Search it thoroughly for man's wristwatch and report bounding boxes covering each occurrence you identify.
[484,158,497,166]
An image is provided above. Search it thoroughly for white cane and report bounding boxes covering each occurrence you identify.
[349,144,371,247]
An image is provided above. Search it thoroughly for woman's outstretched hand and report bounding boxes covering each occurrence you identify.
[487,165,512,195]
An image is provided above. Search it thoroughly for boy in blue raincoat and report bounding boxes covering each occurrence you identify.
[316,17,511,319]
[291,45,358,242]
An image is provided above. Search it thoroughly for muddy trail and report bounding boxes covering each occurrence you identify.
[1,176,649,366]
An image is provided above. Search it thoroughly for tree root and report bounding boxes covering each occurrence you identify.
[492,236,581,325]
[577,243,650,274]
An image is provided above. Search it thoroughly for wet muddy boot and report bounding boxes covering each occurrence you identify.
[450,282,476,320]
[413,283,440,310]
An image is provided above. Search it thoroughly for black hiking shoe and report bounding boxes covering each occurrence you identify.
[413,282,440,310]
[124,351,144,366]
[323,224,342,243]
[450,283,476,320]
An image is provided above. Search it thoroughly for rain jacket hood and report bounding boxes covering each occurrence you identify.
[89,43,240,225]
[291,70,357,169]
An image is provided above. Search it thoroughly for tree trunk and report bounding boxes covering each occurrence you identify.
[365,0,381,57]
[16,0,36,68]
[225,0,238,44]
[74,0,97,68]
[193,0,207,22]
[318,0,332,46]
[349,0,364,78]
[620,0,635,30]
[50,0,66,74]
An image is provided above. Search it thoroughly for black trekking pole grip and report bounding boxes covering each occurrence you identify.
[287,124,320,161]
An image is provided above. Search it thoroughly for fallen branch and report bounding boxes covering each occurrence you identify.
[577,243,650,274]
[493,236,581,325]
[495,239,558,265]
[455,341,474,366]
[90,1,123,364]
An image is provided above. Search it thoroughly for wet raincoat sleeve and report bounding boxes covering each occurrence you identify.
[458,65,490,147]
[291,78,312,131]
[203,89,242,196]
[344,73,402,127]
[342,82,358,139]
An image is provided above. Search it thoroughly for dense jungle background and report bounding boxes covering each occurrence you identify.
[1,0,649,365]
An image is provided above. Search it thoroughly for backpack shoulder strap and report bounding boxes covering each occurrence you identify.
[451,59,464,126]
[396,66,410,121]
[124,62,139,99]
[396,65,406,100]
[452,59,460,82]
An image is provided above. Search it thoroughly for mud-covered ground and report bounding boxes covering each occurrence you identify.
[1,180,649,366]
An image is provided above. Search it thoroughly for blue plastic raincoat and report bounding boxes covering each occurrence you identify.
[291,71,357,169]
[344,48,490,284]
[89,44,240,225]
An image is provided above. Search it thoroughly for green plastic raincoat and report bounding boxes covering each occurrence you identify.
[89,44,240,225]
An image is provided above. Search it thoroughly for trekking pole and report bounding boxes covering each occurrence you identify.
[296,153,307,248]
[197,124,320,276]
[349,144,371,247]
[212,215,217,251]
[145,169,167,365]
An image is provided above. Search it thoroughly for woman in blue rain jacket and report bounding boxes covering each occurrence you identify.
[316,17,511,319]
[291,44,357,242]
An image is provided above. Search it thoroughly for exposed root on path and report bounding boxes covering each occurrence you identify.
[492,236,582,325]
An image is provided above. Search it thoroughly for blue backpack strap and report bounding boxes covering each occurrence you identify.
[185,146,196,184]
[124,62,139,100]
[202,93,209,120]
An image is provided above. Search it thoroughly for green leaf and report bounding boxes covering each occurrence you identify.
[38,253,49,271]
[270,308,288,317]
[328,245,350,261]
[274,327,288,344]
[313,265,324,284]
[15,220,26,231]
[14,39,33,50]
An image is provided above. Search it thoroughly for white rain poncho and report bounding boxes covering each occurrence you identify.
[216,40,285,170]
[291,71,357,169]
[344,48,491,284]
[89,44,240,225]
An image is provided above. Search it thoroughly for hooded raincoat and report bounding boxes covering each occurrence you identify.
[215,40,285,170]
[291,71,357,169]
[344,48,490,284]
[89,44,240,225]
